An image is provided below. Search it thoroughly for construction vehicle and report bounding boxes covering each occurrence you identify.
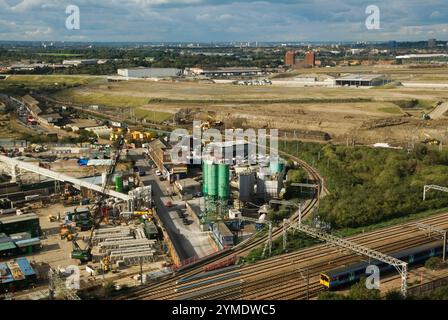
[71,234,92,263]
[101,256,111,272]
[71,125,127,264]
[422,132,441,146]
[60,225,76,241]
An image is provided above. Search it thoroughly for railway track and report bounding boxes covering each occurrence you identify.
[120,149,448,300]
[118,153,325,300]
[135,213,448,300]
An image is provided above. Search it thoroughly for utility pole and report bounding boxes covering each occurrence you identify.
[306,268,309,300]
[297,267,310,300]
[140,256,144,285]
[268,222,273,256]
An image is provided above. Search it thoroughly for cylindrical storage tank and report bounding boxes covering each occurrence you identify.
[239,171,255,202]
[256,178,266,198]
[218,164,230,200]
[270,158,285,175]
[115,176,124,193]
[208,164,218,198]
[265,180,279,200]
[101,172,108,188]
[202,163,209,196]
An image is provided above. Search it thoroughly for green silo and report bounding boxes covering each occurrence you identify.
[115,176,124,193]
[202,163,209,195]
[208,164,219,198]
[218,164,230,200]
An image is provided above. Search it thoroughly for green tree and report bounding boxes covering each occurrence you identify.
[318,291,347,300]
[347,280,381,300]
[425,257,444,271]
[102,280,116,298]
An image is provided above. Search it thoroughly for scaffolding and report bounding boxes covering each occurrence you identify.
[48,268,81,300]
[289,222,409,297]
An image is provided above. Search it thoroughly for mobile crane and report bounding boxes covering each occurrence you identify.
[71,126,127,263]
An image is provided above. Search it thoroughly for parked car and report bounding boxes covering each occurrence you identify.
[155,170,162,176]
[182,218,190,226]
[165,201,173,208]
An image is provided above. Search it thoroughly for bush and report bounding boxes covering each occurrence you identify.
[425,257,444,271]
[385,290,405,300]
[281,141,448,229]
[102,280,116,298]
[347,280,381,300]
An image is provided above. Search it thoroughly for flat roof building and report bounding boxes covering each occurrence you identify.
[199,67,263,78]
[396,54,448,64]
[117,67,183,79]
[335,74,390,87]
[65,119,99,132]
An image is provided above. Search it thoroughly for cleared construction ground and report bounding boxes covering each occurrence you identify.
[47,65,448,146]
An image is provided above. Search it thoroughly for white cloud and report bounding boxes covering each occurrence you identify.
[0,0,447,42]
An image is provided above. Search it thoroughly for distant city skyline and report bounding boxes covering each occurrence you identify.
[0,0,447,43]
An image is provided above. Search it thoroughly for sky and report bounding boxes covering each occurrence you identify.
[0,0,447,42]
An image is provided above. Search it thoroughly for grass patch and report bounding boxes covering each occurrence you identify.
[7,75,94,86]
[134,108,172,123]
[334,207,448,238]
[52,91,149,108]
[378,106,403,114]
[392,99,436,110]
[37,53,83,57]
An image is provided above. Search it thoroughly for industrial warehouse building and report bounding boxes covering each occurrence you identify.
[174,178,202,201]
[335,74,390,87]
[396,54,448,64]
[188,67,264,78]
[0,258,37,292]
[117,67,183,79]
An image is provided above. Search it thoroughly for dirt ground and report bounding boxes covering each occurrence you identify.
[52,66,448,146]
[10,203,165,300]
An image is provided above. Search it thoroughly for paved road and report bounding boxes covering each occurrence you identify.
[429,101,448,120]
[134,153,214,262]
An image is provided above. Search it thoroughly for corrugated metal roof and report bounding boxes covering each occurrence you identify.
[0,236,13,244]
[16,258,35,277]
[0,263,13,284]
[0,242,16,251]
[87,159,113,166]
[336,74,385,81]
[15,238,41,248]
[0,213,39,224]
[9,232,31,241]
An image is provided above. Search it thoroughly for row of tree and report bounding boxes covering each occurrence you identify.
[282,141,448,229]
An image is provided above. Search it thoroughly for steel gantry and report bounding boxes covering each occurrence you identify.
[423,185,448,201]
[289,222,409,297]
[48,269,81,300]
[415,223,447,262]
